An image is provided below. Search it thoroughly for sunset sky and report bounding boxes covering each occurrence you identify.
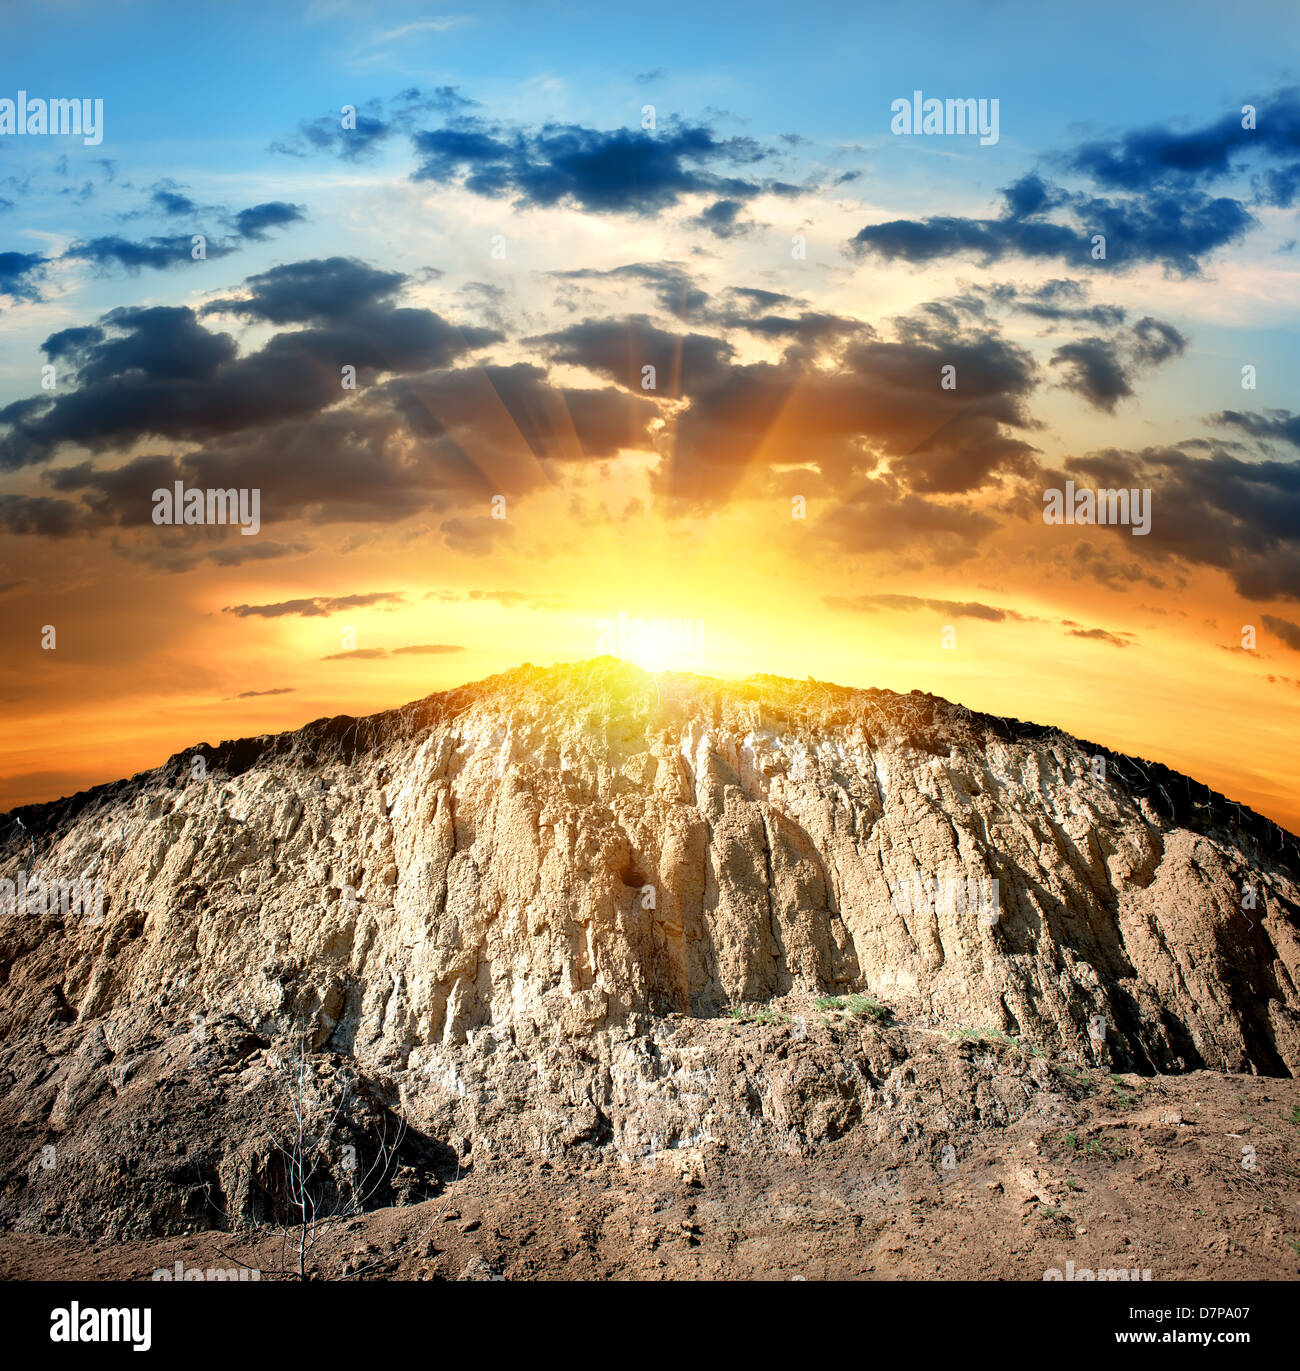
[1,0,1299,832]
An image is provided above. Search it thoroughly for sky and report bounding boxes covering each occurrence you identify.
[1,0,1299,832]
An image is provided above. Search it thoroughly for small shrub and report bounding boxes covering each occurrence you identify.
[844,994,892,1024]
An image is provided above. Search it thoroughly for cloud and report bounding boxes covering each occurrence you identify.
[223,592,406,618]
[822,487,1000,566]
[270,86,479,161]
[1212,408,1300,452]
[372,18,470,42]
[231,687,295,698]
[0,493,88,536]
[1065,87,1300,192]
[1064,625,1136,648]
[850,210,1082,268]
[411,118,777,215]
[152,186,198,216]
[1049,316,1186,412]
[0,250,50,302]
[59,201,302,278]
[1263,614,1300,652]
[690,198,757,238]
[536,315,734,400]
[853,92,1300,276]
[993,278,1128,328]
[202,256,409,325]
[549,262,710,320]
[0,260,498,471]
[232,201,306,240]
[321,643,465,659]
[850,187,1252,276]
[649,309,1038,504]
[825,593,1035,621]
[1059,444,1300,601]
[439,513,511,556]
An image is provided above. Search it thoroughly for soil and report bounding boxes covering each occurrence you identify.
[3,1032,1296,1282]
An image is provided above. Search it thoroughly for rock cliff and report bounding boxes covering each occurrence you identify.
[1,658,1297,1237]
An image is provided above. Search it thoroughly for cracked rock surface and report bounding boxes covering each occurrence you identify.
[0,658,1296,1239]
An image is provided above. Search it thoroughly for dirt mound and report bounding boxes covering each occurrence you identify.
[0,658,1297,1253]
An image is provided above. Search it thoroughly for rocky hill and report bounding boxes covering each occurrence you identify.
[0,658,1297,1248]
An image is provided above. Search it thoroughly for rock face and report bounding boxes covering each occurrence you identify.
[0,658,1297,1237]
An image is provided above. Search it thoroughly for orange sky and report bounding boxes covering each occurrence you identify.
[2,37,1299,836]
[2,459,1297,833]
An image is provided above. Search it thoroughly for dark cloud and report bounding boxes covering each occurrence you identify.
[231,687,295,698]
[1065,87,1300,192]
[63,233,237,272]
[232,201,306,240]
[1074,189,1253,276]
[0,493,87,537]
[1049,338,1134,410]
[385,359,659,463]
[411,120,776,215]
[271,87,477,161]
[892,416,1039,494]
[224,592,406,619]
[1212,409,1300,452]
[536,315,734,400]
[721,286,798,315]
[999,172,1067,220]
[202,257,408,325]
[998,279,1128,328]
[1259,161,1300,208]
[0,250,50,302]
[0,261,498,471]
[690,198,756,238]
[62,201,303,276]
[1263,614,1300,652]
[850,187,1252,276]
[1049,316,1186,412]
[653,310,1038,503]
[152,187,198,216]
[849,88,1295,276]
[392,643,464,655]
[110,536,308,574]
[1061,444,1300,601]
[15,346,658,543]
[850,211,1081,268]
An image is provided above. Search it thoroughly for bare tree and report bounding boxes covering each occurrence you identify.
[204,1025,458,1281]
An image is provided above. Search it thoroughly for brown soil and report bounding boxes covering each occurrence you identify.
[3,1052,1296,1282]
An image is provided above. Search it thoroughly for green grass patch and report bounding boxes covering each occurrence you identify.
[844,994,892,1024]
[728,1006,791,1026]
